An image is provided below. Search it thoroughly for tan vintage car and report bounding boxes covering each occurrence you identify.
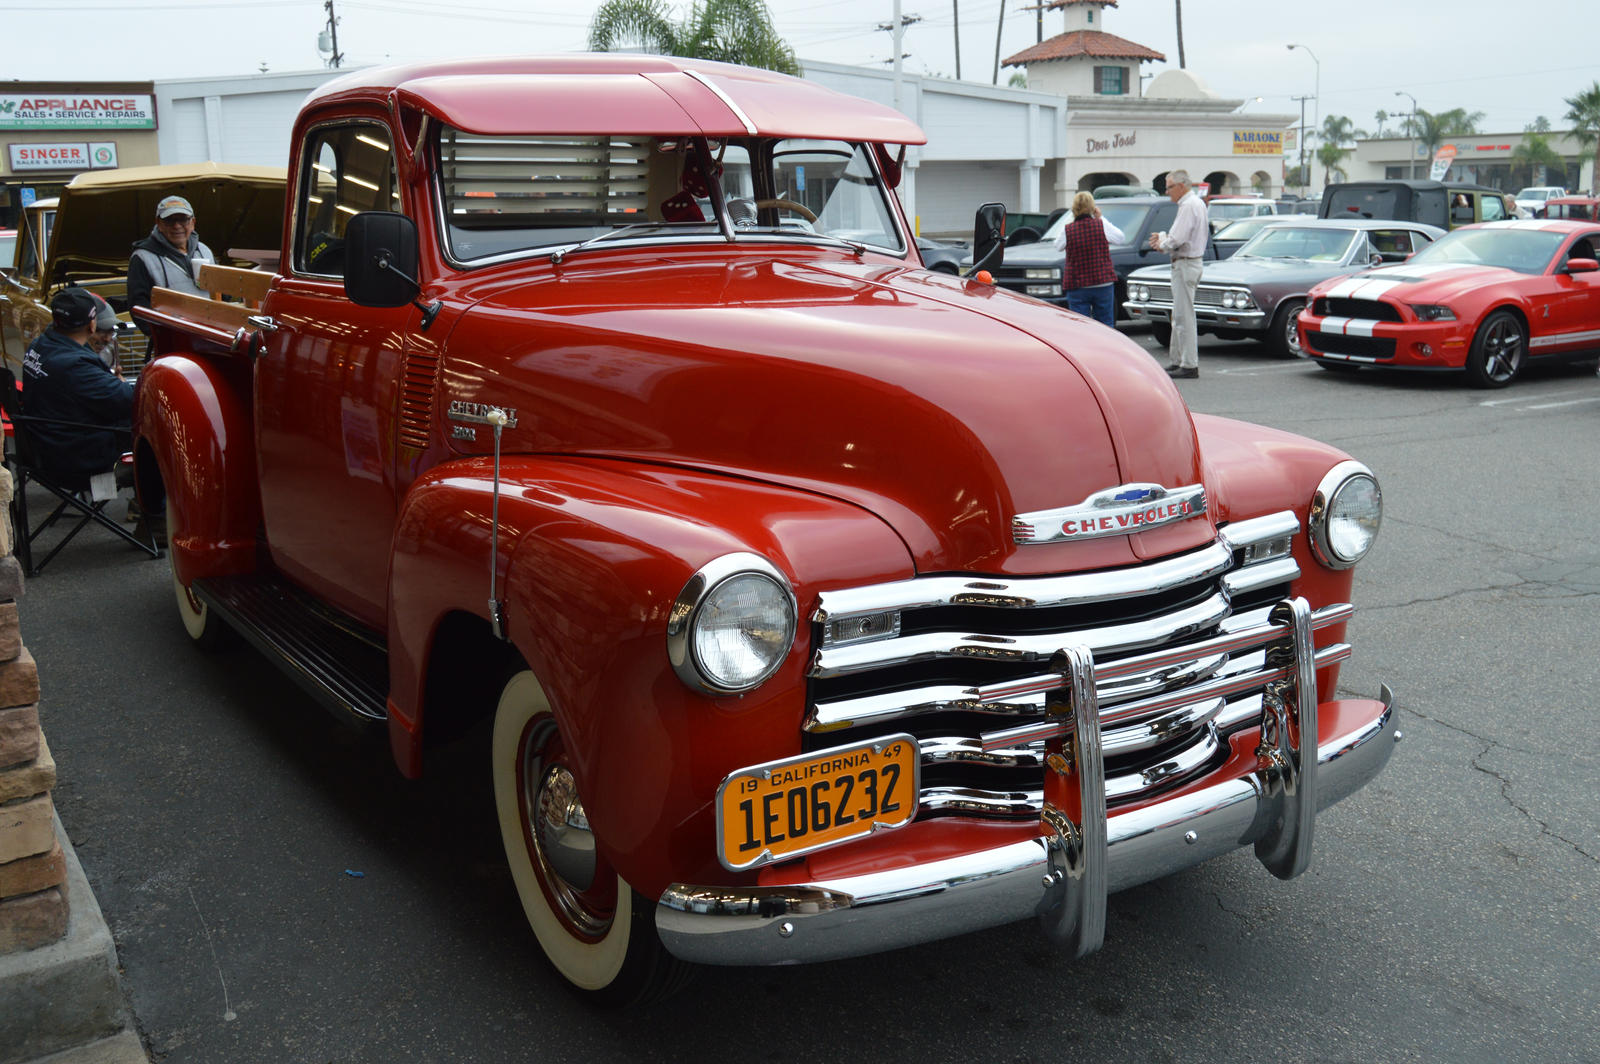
[0,162,284,377]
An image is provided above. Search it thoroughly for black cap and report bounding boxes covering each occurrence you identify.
[50,287,99,329]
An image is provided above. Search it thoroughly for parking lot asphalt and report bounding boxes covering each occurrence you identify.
[14,324,1600,1063]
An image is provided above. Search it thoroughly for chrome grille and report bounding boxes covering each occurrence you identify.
[806,512,1344,819]
[1132,283,1228,307]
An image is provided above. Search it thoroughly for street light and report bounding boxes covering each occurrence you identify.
[1288,43,1320,189]
[1395,90,1418,179]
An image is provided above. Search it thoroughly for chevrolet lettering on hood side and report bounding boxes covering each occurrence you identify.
[129,54,1399,1006]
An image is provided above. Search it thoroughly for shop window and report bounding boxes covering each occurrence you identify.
[1094,66,1127,95]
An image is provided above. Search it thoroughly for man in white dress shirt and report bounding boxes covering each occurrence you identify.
[1147,170,1209,378]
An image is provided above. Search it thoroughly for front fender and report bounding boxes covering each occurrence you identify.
[133,354,260,585]
[387,456,914,896]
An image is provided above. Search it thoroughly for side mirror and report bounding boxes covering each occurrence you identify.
[971,202,1006,275]
[343,211,441,329]
[1370,253,1385,266]
[1563,257,1599,274]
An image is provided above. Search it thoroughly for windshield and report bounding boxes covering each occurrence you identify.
[438,130,903,263]
[1406,227,1565,274]
[1236,226,1357,262]
[1209,202,1261,221]
[1216,218,1273,241]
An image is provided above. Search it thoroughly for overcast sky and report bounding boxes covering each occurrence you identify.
[2,0,1594,138]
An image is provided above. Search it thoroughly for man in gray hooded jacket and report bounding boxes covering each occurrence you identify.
[127,194,216,331]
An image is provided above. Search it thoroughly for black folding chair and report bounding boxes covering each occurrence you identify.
[0,367,160,576]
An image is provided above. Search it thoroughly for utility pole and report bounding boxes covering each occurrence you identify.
[1293,94,1312,196]
[877,7,920,112]
[323,0,344,69]
[952,0,961,80]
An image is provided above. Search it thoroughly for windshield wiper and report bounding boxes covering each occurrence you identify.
[549,222,709,264]
[743,228,869,257]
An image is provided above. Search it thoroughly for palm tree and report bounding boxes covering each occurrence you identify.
[1175,0,1186,69]
[1564,82,1600,193]
[1399,107,1484,157]
[1511,132,1565,188]
[1315,115,1364,188]
[588,0,800,75]
[1373,109,1388,137]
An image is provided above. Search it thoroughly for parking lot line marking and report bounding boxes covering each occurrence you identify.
[1479,392,1573,407]
[1214,363,1311,376]
[1522,397,1600,411]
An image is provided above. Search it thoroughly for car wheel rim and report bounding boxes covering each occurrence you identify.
[1284,307,1303,355]
[1484,319,1523,382]
[516,718,616,941]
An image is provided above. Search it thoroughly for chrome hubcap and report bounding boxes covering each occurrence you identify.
[520,722,611,937]
[536,764,596,891]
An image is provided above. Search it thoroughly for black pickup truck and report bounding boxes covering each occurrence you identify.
[984,195,1216,317]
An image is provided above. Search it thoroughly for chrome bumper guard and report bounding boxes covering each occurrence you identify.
[657,598,1398,966]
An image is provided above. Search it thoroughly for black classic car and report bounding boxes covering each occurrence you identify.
[1122,218,1444,357]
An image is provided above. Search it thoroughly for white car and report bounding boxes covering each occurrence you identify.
[1207,197,1278,232]
[1513,186,1568,218]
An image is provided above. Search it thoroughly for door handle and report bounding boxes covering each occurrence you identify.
[245,314,279,333]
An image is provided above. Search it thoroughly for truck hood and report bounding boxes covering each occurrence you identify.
[441,251,1212,575]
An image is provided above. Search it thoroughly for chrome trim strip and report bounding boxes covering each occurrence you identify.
[656,688,1398,965]
[1038,644,1107,956]
[684,69,759,135]
[1223,556,1300,596]
[807,652,1228,733]
[978,642,1350,752]
[1217,511,1301,550]
[973,602,1351,706]
[812,591,1233,679]
[812,542,1233,623]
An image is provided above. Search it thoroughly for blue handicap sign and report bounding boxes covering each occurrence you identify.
[20,187,36,208]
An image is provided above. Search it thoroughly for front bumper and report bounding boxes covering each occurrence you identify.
[657,686,1398,965]
[1124,301,1268,333]
[1299,313,1471,368]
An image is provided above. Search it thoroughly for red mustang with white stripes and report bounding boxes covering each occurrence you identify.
[1298,220,1600,387]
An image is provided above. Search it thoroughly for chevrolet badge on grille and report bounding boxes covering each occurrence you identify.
[1013,483,1207,544]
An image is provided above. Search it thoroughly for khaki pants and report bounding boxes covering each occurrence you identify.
[1170,257,1203,369]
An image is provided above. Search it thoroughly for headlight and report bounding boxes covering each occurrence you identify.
[1024,268,1060,280]
[1310,461,1382,569]
[1410,303,1456,321]
[668,553,797,694]
[1133,284,1148,302]
[1221,292,1237,308]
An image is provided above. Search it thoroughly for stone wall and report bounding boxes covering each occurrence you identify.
[0,468,64,955]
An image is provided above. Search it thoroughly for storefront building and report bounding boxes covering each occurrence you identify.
[0,83,159,227]
[1003,0,1295,201]
[1346,133,1593,193]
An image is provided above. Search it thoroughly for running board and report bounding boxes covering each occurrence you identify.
[191,571,389,726]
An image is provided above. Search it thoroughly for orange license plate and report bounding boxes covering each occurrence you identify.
[717,735,920,871]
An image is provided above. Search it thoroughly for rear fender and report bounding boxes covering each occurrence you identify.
[133,353,260,586]
[386,456,914,896]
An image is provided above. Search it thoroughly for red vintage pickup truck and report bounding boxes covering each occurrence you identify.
[131,55,1397,1004]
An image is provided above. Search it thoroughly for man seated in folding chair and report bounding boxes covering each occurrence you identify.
[10,288,162,573]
